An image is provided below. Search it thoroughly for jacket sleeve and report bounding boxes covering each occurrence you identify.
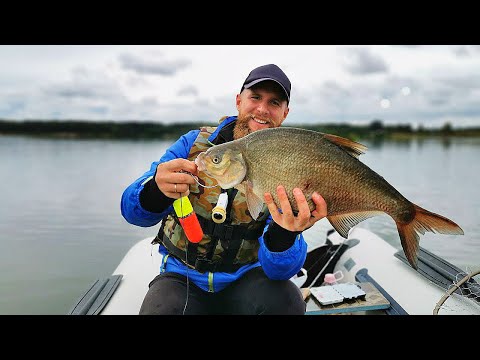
[120,129,200,227]
[257,216,308,280]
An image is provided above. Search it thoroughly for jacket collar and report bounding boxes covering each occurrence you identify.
[208,116,236,145]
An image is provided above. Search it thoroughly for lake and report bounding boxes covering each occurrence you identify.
[0,134,479,314]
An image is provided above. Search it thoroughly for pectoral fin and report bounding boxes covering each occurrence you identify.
[234,181,247,195]
[327,211,383,238]
[241,181,265,220]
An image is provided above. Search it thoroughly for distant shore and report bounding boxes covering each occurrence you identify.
[1,119,479,141]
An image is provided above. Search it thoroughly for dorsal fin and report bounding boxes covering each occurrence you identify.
[323,133,368,158]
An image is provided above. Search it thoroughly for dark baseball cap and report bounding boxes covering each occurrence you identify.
[241,64,291,103]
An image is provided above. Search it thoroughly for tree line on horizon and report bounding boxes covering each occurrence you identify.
[0,119,479,141]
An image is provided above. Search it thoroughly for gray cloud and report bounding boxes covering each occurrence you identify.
[119,53,191,76]
[44,67,126,101]
[177,86,199,97]
[139,97,159,107]
[393,45,423,48]
[435,74,480,91]
[45,80,123,102]
[427,90,453,106]
[0,96,26,117]
[453,45,480,57]
[377,75,420,99]
[1,66,133,120]
[454,46,470,57]
[1,45,479,128]
[342,48,389,75]
[319,81,352,99]
[87,106,109,115]
[52,87,98,99]
[288,69,480,128]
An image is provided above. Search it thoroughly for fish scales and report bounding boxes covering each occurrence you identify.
[241,127,411,218]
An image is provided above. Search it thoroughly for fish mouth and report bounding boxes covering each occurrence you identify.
[194,154,206,172]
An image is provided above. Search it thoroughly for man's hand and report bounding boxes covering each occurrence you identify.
[264,185,327,232]
[155,159,198,199]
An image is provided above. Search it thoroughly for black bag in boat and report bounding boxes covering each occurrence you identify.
[299,240,350,288]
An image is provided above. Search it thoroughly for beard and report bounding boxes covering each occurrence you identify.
[233,113,253,140]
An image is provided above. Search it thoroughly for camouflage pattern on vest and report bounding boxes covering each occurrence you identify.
[162,120,268,265]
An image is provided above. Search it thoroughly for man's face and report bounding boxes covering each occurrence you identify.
[233,81,289,140]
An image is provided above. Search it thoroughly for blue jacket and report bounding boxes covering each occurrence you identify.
[121,116,308,292]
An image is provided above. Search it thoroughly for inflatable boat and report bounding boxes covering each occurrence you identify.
[68,221,480,315]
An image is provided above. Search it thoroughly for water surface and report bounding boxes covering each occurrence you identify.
[0,135,478,314]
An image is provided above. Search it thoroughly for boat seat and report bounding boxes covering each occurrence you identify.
[355,268,408,315]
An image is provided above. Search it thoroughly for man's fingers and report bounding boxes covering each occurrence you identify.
[276,185,294,218]
[162,158,198,175]
[155,158,199,200]
[164,182,190,199]
[170,183,191,195]
[174,172,197,185]
[293,188,309,215]
[311,192,328,219]
[264,192,280,219]
[263,186,328,232]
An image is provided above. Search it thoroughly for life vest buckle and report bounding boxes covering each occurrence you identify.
[195,257,219,273]
[212,223,234,241]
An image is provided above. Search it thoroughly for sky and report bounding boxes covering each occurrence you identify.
[1,45,479,129]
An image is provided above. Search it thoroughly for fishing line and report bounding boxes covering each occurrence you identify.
[180,192,190,316]
[179,170,219,189]
[308,237,346,289]
[176,170,218,314]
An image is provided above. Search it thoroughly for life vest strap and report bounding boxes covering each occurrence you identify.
[157,233,251,273]
[156,213,265,273]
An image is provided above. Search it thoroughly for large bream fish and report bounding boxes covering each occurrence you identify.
[195,127,464,269]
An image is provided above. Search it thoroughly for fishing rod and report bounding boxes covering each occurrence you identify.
[308,231,347,289]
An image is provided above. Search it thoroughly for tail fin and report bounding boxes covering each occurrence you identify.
[396,204,464,269]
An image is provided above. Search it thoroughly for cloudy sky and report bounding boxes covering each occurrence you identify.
[1,45,479,128]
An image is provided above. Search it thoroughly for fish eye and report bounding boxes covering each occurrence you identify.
[212,156,220,164]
